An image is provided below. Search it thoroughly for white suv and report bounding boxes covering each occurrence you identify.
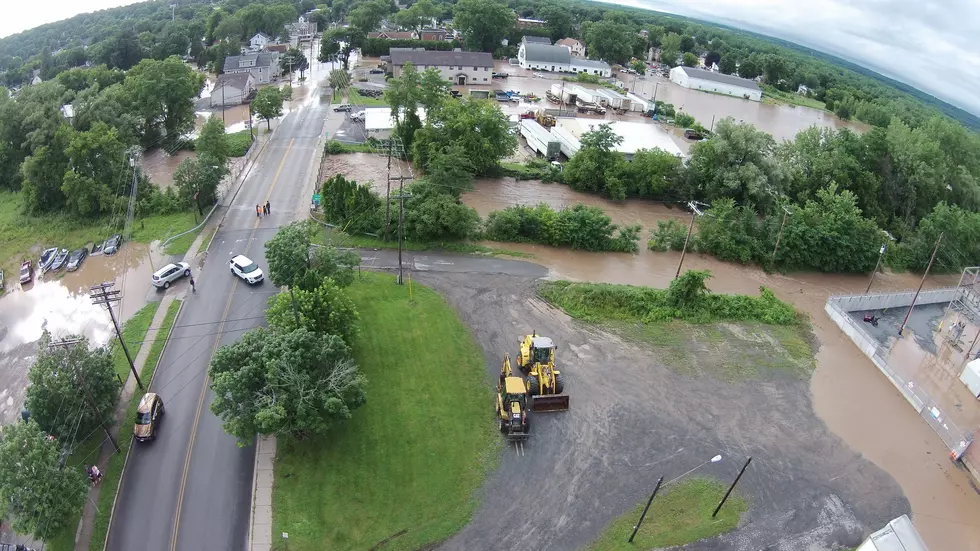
[230,255,264,284]
[152,262,191,289]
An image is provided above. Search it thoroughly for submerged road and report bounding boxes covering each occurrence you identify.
[106,93,329,551]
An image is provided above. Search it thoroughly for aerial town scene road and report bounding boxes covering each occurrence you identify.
[0,1,978,551]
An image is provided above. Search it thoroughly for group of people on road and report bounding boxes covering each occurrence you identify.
[256,201,271,217]
[86,465,103,486]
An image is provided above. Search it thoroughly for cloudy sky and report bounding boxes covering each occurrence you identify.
[604,0,980,116]
[3,0,979,115]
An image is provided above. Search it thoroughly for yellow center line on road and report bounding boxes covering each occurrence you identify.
[170,137,296,551]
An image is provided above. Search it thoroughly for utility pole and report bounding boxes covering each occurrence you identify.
[49,338,121,453]
[899,232,943,336]
[221,83,226,126]
[558,79,565,117]
[675,201,704,279]
[770,205,792,266]
[384,145,393,241]
[90,282,143,390]
[866,243,886,294]
[393,184,413,285]
[170,3,176,22]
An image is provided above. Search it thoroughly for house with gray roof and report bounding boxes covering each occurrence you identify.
[518,42,610,77]
[223,52,281,84]
[388,49,494,85]
[669,66,761,101]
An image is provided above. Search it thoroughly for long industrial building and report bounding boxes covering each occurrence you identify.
[549,118,683,160]
[669,66,762,102]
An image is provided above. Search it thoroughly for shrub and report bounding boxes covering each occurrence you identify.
[484,203,641,252]
[403,182,481,241]
[499,159,551,181]
[674,112,696,128]
[319,174,384,235]
[648,219,689,251]
[226,130,253,157]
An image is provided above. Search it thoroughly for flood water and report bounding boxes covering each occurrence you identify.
[321,152,980,548]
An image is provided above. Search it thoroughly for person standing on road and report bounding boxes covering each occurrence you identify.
[265,200,271,215]
[256,205,262,217]
[189,276,196,293]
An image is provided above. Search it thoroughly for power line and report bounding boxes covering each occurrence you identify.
[90,282,143,390]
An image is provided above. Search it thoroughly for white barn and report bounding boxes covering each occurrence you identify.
[669,66,762,102]
[517,43,611,77]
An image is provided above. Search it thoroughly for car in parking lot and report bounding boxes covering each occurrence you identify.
[350,110,365,122]
[333,104,353,112]
[230,255,264,284]
[151,261,191,289]
[19,260,33,284]
[50,248,69,271]
[103,234,123,255]
[369,68,385,74]
[66,248,88,272]
[134,393,165,442]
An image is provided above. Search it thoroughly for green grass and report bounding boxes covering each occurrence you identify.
[272,272,499,551]
[761,85,827,111]
[226,129,257,157]
[109,302,161,382]
[347,88,387,106]
[47,300,181,551]
[319,227,533,258]
[88,299,182,551]
[585,477,747,551]
[325,140,376,154]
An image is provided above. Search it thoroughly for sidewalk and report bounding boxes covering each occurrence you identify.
[73,217,217,551]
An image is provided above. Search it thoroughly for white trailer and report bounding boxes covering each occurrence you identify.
[962,360,980,398]
[572,85,598,105]
[520,119,561,159]
[626,92,649,112]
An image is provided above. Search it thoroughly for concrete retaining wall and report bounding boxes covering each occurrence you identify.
[828,288,961,313]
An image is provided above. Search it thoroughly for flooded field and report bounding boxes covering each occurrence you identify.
[0,241,168,425]
[320,151,980,549]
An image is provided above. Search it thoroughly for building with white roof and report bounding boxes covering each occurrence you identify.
[669,66,762,102]
[364,107,427,139]
[550,118,683,160]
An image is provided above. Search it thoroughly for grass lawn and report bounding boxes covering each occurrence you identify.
[226,129,257,157]
[129,211,201,255]
[761,85,827,111]
[318,225,533,258]
[272,272,499,551]
[47,299,180,551]
[585,477,747,550]
[347,88,387,106]
[0,191,201,275]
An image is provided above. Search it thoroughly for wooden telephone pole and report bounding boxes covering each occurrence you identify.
[90,282,143,390]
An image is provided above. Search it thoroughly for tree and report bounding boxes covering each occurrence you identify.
[563,124,626,199]
[630,60,646,74]
[718,53,738,74]
[0,420,89,540]
[61,122,130,218]
[679,35,696,53]
[196,117,231,167]
[321,26,366,70]
[402,182,481,241]
[252,86,284,130]
[350,0,391,32]
[682,52,699,67]
[425,142,475,196]
[539,3,573,43]
[208,327,367,444]
[265,221,361,290]
[582,20,636,65]
[659,32,681,66]
[172,155,227,211]
[737,56,761,79]
[124,56,205,148]
[395,0,438,37]
[280,48,309,78]
[266,278,359,342]
[452,0,514,52]
[619,148,684,198]
[411,98,516,175]
[20,124,73,214]
[24,333,120,441]
[92,29,143,70]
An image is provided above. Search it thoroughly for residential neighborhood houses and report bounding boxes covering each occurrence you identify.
[556,37,586,57]
[223,51,282,84]
[210,73,256,107]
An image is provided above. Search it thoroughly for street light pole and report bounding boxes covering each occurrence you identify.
[675,201,704,279]
[866,243,886,294]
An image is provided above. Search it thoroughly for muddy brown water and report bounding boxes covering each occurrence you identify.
[321,152,980,548]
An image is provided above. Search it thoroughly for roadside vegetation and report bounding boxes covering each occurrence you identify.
[586,477,747,551]
[273,271,497,551]
[540,271,814,380]
[761,84,827,110]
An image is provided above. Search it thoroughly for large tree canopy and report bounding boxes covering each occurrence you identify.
[452,0,514,52]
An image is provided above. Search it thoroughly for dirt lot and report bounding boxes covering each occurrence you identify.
[408,271,908,551]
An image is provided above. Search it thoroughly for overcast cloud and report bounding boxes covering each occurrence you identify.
[3,0,979,115]
[602,0,980,116]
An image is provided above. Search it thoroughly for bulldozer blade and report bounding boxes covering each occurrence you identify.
[531,394,569,412]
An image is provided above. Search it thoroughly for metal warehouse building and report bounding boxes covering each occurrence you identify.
[550,118,683,160]
[669,66,762,102]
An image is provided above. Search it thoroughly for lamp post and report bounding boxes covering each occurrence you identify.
[664,454,723,487]
[628,454,722,542]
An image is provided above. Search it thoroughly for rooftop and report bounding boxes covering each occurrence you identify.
[364,107,428,131]
[674,66,760,91]
[389,49,493,68]
[523,36,552,45]
[573,58,611,70]
[556,119,683,157]
[522,43,571,65]
[215,73,253,90]
[223,52,278,72]
[556,38,584,47]
[368,31,415,39]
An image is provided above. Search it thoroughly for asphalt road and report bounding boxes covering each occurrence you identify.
[106,94,329,551]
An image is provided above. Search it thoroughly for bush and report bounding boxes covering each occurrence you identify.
[499,159,551,181]
[483,203,641,252]
[226,130,253,157]
[649,219,689,251]
[403,182,481,241]
[539,276,805,326]
[674,112,696,128]
[319,174,384,235]
[655,101,676,118]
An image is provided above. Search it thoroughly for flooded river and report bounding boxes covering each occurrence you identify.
[321,152,980,548]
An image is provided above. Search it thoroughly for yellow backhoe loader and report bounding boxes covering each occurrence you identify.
[496,354,530,440]
[515,333,569,412]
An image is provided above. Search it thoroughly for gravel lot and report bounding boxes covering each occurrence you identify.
[408,271,909,551]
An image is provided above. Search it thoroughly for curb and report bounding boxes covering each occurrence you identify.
[246,435,262,551]
[100,299,184,551]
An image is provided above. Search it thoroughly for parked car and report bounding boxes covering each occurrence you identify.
[350,111,365,122]
[152,262,191,289]
[103,234,123,256]
[19,260,33,284]
[50,248,69,271]
[492,72,510,79]
[333,104,353,112]
[134,393,165,442]
[39,247,58,273]
[66,248,88,272]
[230,255,264,284]
[369,68,385,74]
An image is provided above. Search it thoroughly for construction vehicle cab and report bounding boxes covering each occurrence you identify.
[497,355,529,440]
[516,334,569,412]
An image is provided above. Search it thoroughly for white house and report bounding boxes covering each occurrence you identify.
[517,43,611,77]
[224,52,281,84]
[249,32,272,52]
[556,38,586,57]
[388,50,494,85]
[210,73,256,107]
[669,66,761,101]
[287,16,317,46]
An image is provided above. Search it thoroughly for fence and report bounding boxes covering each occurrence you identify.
[825,293,975,462]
